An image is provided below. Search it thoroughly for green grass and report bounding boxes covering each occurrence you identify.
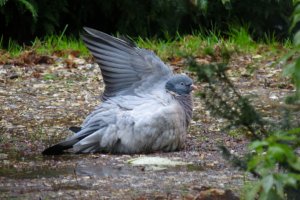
[32,35,89,56]
[0,25,290,61]
[6,38,24,56]
[136,31,221,61]
[0,24,88,58]
[227,26,257,51]
[0,35,89,58]
[136,26,273,61]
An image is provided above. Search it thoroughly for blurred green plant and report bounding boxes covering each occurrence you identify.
[244,2,300,199]
[0,0,67,43]
[282,0,300,104]
[0,0,293,44]
[188,15,300,199]
[188,61,266,140]
[227,25,256,51]
[190,60,300,200]
[0,0,37,20]
[246,128,300,200]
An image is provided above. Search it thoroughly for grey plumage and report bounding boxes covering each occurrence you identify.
[42,27,194,155]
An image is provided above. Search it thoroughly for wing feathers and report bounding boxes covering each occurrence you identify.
[81,27,172,99]
[83,38,135,57]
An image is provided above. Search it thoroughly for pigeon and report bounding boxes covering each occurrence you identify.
[42,27,195,155]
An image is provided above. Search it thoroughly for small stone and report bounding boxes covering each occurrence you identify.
[252,55,262,59]
[269,94,279,100]
[9,74,19,79]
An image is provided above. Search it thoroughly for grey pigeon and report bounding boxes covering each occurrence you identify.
[42,27,195,155]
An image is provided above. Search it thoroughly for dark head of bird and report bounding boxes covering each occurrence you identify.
[165,74,195,95]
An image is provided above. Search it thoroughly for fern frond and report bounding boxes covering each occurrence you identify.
[0,0,8,7]
[18,0,38,20]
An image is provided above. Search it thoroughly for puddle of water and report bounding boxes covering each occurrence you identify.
[75,162,138,177]
[0,151,80,164]
[0,153,80,179]
[0,162,204,179]
[0,163,136,179]
[75,162,204,177]
[0,166,74,179]
[0,153,205,179]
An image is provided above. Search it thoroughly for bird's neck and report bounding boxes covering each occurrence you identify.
[174,94,193,127]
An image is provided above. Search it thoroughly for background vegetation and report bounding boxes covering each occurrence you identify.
[188,1,300,199]
[0,0,293,45]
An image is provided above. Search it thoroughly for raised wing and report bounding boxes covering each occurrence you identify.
[81,27,173,100]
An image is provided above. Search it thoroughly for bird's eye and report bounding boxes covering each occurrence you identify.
[180,82,184,86]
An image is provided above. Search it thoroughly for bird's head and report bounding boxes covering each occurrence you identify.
[165,74,196,95]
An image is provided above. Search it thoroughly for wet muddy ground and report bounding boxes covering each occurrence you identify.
[0,51,292,199]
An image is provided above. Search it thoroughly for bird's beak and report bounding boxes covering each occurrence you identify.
[191,84,198,91]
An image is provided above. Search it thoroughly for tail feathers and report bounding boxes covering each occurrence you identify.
[74,142,99,153]
[42,129,94,155]
[69,126,82,133]
[42,139,78,155]
[73,132,101,153]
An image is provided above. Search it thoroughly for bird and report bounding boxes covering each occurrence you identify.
[42,27,195,155]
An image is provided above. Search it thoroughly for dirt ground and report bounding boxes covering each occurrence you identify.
[0,50,293,199]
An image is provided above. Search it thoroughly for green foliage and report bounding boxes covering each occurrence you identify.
[188,28,299,199]
[227,26,256,51]
[190,59,300,199]
[0,0,37,20]
[0,0,67,42]
[246,128,300,200]
[0,0,294,44]
[3,24,255,59]
[29,25,88,56]
[136,27,255,62]
[189,61,265,139]
[0,0,8,6]
[7,38,23,56]
[18,0,37,20]
[243,3,300,199]
[282,1,300,103]
[1,33,89,58]
[32,35,88,56]
[43,73,58,81]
